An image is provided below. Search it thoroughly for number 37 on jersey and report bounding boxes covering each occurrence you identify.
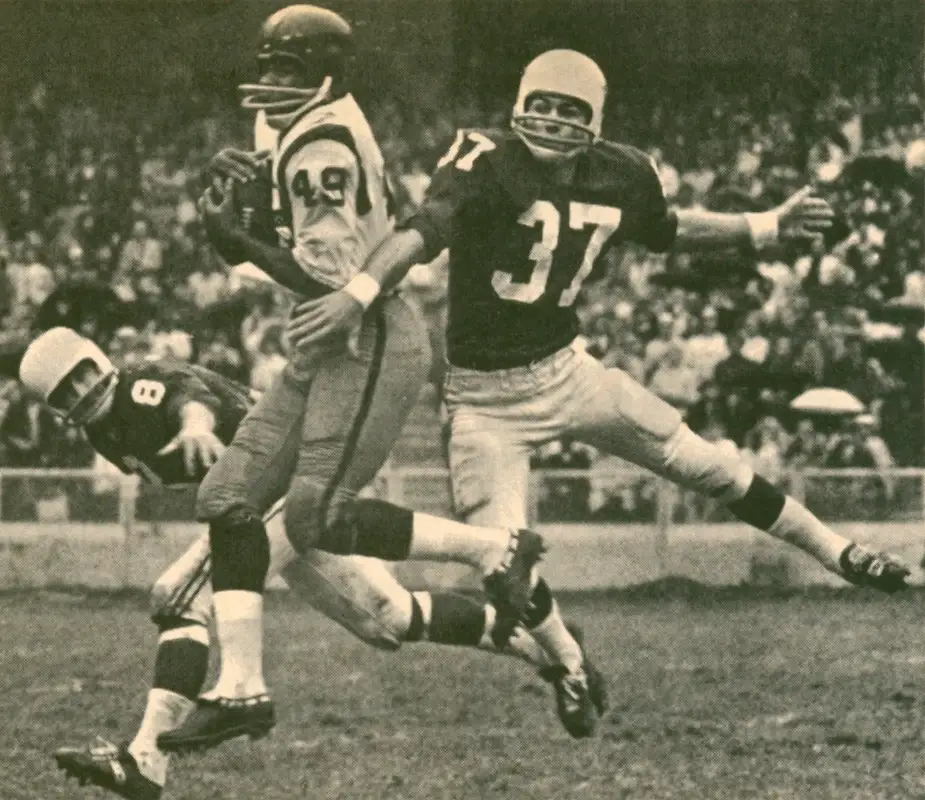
[437,130,624,308]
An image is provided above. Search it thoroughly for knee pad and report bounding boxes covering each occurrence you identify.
[283,477,325,554]
[662,424,753,501]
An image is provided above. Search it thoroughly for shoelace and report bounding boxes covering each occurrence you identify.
[88,738,127,784]
[89,737,119,761]
[561,673,589,709]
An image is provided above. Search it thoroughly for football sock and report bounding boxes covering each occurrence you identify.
[208,507,270,594]
[727,476,850,572]
[406,512,515,574]
[151,625,210,700]
[500,624,554,669]
[767,496,852,573]
[326,499,513,573]
[404,591,547,667]
[426,592,487,646]
[128,689,195,787]
[204,591,268,699]
[405,591,429,641]
[521,578,584,675]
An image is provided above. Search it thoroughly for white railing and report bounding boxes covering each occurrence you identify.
[0,466,921,527]
[0,466,921,591]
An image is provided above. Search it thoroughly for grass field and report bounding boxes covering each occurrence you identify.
[4,584,925,799]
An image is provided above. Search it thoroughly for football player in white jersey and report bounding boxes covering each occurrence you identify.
[158,6,554,754]
[286,48,912,738]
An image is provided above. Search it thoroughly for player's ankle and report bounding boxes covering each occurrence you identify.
[127,742,169,787]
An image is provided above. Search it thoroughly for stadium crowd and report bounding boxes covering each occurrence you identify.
[0,51,922,522]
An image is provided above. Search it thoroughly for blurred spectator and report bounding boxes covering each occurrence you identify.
[197,330,246,383]
[648,341,700,409]
[785,418,828,467]
[741,416,787,487]
[682,305,729,386]
[118,219,163,276]
[188,253,230,310]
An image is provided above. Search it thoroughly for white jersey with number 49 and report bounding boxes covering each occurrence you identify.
[271,95,395,290]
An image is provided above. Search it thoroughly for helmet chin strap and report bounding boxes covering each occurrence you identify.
[239,77,333,130]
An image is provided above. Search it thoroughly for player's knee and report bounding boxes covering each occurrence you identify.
[194,454,248,521]
[283,477,325,553]
[150,578,212,630]
[450,431,507,523]
[662,424,753,501]
[345,607,405,652]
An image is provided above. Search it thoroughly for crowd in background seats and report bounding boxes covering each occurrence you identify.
[0,51,922,522]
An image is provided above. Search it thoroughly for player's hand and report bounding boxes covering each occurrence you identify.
[286,290,364,357]
[199,178,241,236]
[157,427,226,476]
[205,147,270,184]
[774,186,834,245]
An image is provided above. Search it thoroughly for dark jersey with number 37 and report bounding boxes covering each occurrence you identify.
[84,360,253,485]
[402,129,678,370]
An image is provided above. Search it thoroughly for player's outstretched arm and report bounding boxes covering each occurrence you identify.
[674,186,833,252]
[158,399,226,477]
[286,228,427,350]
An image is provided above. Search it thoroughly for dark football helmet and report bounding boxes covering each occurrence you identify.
[239,5,353,130]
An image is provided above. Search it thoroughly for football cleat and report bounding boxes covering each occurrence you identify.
[156,695,275,754]
[484,528,546,649]
[539,622,607,739]
[54,738,162,800]
[839,543,910,593]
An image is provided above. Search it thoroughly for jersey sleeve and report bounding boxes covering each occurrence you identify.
[624,156,678,253]
[279,137,364,289]
[399,130,479,263]
[399,161,458,263]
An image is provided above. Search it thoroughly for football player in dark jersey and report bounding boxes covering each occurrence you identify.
[17,328,601,799]
[286,49,912,739]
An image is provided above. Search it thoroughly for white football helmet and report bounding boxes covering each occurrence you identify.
[19,327,118,426]
[512,49,607,162]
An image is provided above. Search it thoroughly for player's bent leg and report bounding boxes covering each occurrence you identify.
[282,296,542,645]
[445,405,602,737]
[572,358,910,592]
[445,417,551,648]
[280,551,410,651]
[55,538,216,798]
[279,547,550,668]
[157,502,296,752]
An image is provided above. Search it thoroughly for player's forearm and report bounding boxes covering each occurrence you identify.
[342,229,428,308]
[224,230,330,299]
[674,209,778,252]
[366,229,428,294]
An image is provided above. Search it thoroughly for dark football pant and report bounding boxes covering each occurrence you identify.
[196,293,431,552]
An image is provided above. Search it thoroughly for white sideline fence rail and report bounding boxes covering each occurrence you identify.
[0,466,922,591]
